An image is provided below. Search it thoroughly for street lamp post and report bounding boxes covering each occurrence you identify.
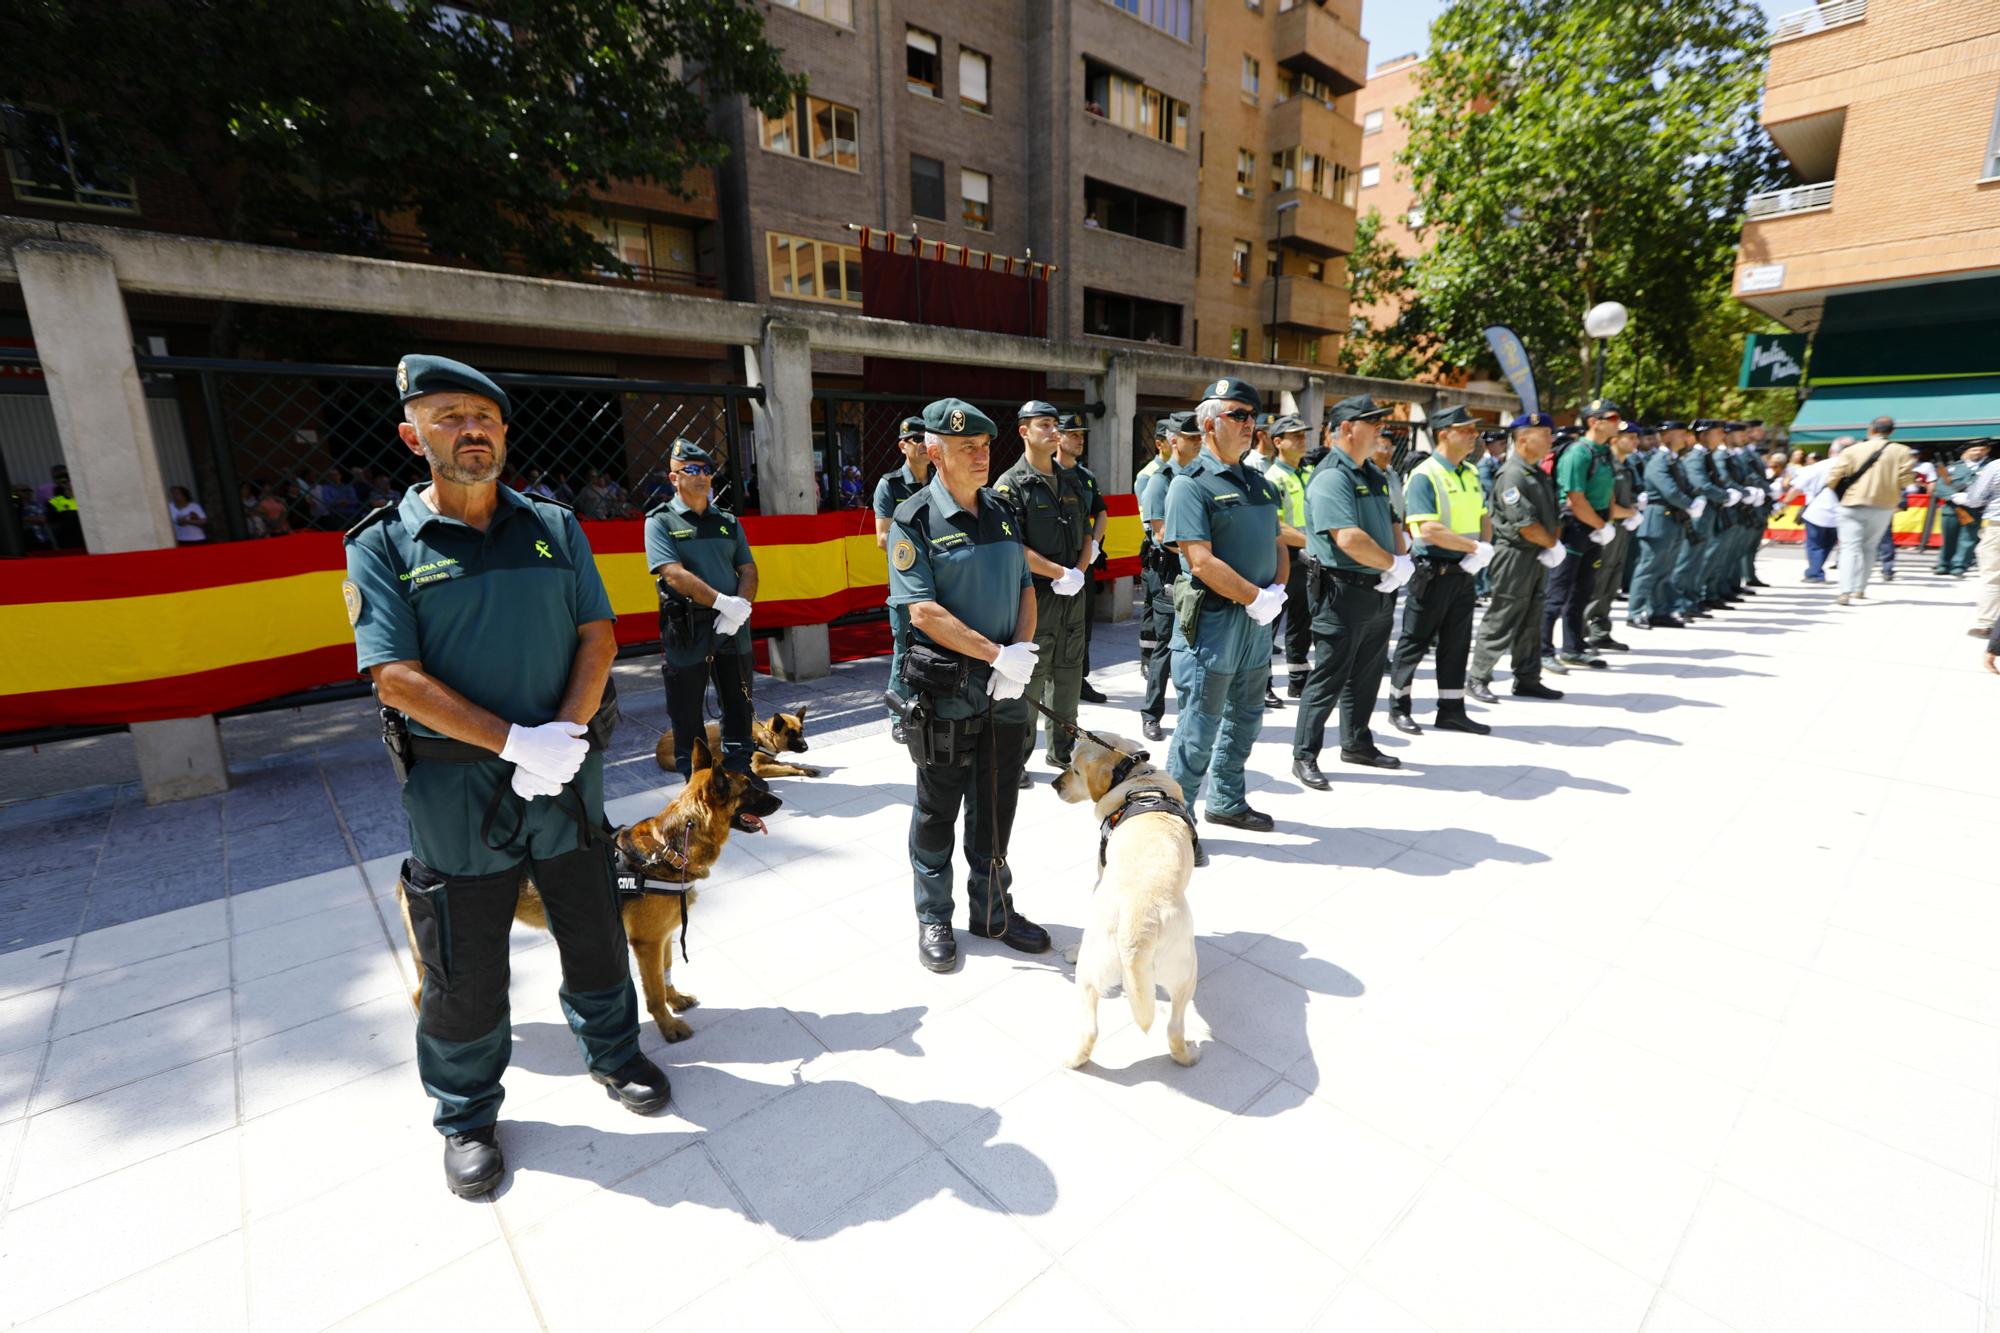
[1268,198,1300,364]
[1585,301,1629,399]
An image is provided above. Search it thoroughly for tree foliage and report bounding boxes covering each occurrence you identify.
[1338,208,1431,381]
[1399,0,1782,409]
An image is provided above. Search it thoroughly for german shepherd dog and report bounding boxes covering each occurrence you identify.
[653,705,821,780]
[397,737,783,1043]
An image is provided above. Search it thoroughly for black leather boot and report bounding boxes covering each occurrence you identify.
[593,1054,672,1114]
[444,1126,504,1199]
[967,911,1051,953]
[918,921,957,972]
[1433,703,1492,735]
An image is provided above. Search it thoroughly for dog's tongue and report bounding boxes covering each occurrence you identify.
[732,812,767,835]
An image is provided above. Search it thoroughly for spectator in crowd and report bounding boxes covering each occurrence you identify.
[44,475,83,549]
[15,485,51,549]
[1826,417,1915,605]
[1793,440,1847,582]
[32,463,67,507]
[281,479,314,534]
[361,468,396,508]
[253,479,292,536]
[313,467,362,528]
[521,464,557,500]
[841,464,864,508]
[573,469,613,520]
[240,482,268,538]
[169,485,208,545]
[1960,443,2000,638]
[1933,443,1988,577]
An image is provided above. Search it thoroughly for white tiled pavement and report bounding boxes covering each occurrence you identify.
[2,547,1998,1332]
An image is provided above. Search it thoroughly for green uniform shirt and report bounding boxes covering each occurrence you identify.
[1490,455,1560,549]
[1069,460,1109,521]
[1404,453,1486,556]
[886,476,1032,720]
[644,496,755,661]
[1140,459,1184,527]
[873,463,929,519]
[1135,455,1168,490]
[1555,439,1616,512]
[993,453,1090,573]
[1304,448,1396,572]
[1163,452,1282,588]
[345,485,613,739]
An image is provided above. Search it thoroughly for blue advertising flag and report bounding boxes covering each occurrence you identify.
[1483,325,1539,415]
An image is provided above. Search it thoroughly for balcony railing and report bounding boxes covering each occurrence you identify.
[1770,0,1865,43]
[1744,180,1835,220]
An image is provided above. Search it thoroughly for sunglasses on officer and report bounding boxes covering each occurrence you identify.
[1218,408,1256,424]
[673,463,711,477]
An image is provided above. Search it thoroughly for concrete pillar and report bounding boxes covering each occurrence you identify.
[743,320,829,680]
[1300,376,1328,440]
[15,240,228,803]
[1086,354,1139,623]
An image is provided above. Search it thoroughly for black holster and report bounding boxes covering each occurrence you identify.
[884,690,986,767]
[656,579,711,652]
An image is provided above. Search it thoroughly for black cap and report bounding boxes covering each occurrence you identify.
[1057,412,1087,433]
[898,415,926,442]
[1691,418,1726,434]
[1016,399,1059,422]
[1198,377,1263,411]
[1329,395,1392,426]
[1581,399,1624,421]
[395,354,511,418]
[1430,405,1476,432]
[1269,413,1307,435]
[1657,419,1690,432]
[670,438,713,467]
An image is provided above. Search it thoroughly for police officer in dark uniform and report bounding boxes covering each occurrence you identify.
[1266,414,1315,699]
[1583,420,1644,652]
[1058,413,1112,704]
[1628,420,1698,629]
[875,416,932,744]
[886,399,1050,972]
[344,355,666,1199]
[645,440,758,778]
[1137,413,1205,742]
[1385,405,1494,736]
[994,401,1095,781]
[1542,400,1629,673]
[1678,420,1735,613]
[1469,413,1568,701]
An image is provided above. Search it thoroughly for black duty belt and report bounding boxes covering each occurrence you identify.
[409,735,495,763]
[1326,566,1380,587]
[1098,786,1202,870]
[1416,553,1467,572]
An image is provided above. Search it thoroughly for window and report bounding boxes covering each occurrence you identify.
[1084,288,1183,344]
[591,218,651,273]
[1241,55,1260,99]
[962,169,992,230]
[1306,258,1325,281]
[1302,337,1320,364]
[1236,148,1256,197]
[1363,109,1384,136]
[1105,0,1193,42]
[1,104,137,212]
[1231,240,1252,284]
[1277,69,1335,108]
[1230,327,1248,358]
[773,0,852,23]
[761,94,860,170]
[907,28,940,97]
[1360,164,1381,189]
[1264,333,1279,360]
[960,49,990,112]
[1083,62,1190,149]
[1986,90,2000,178]
[910,154,946,219]
[767,232,862,305]
[1407,204,1426,229]
[1083,177,1187,246]
[1271,147,1355,203]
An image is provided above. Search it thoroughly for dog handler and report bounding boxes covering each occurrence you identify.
[646,438,759,778]
[887,398,1052,972]
[343,355,667,1200]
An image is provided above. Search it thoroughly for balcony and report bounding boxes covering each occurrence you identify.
[1257,274,1345,334]
[1744,181,1834,221]
[1273,1,1370,100]
[1270,98,1364,176]
[1769,0,1865,43]
[1270,188,1357,257]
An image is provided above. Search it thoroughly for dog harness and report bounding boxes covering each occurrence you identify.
[611,819,694,963]
[1097,786,1203,871]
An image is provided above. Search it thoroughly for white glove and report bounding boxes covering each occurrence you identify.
[1460,541,1495,575]
[985,670,1026,701]
[1769,481,1786,501]
[1636,492,1651,509]
[1051,566,1087,597]
[1722,488,1741,507]
[1246,584,1286,625]
[500,720,589,783]
[990,640,1040,686]
[1589,524,1617,546]
[509,764,565,800]
[1688,497,1709,521]
[1537,545,1567,570]
[1620,514,1643,532]
[1373,554,1416,593]
[712,593,753,635]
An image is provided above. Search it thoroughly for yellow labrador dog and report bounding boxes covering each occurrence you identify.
[1052,730,1200,1068]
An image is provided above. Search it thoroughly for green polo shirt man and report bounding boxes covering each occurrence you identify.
[344,353,664,1200]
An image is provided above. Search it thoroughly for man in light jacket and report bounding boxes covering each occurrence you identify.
[1826,417,1916,605]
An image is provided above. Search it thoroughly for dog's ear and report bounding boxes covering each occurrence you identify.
[691,735,718,772]
[791,703,808,721]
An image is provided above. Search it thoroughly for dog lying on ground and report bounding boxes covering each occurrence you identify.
[653,706,821,779]
[398,737,782,1043]
[1052,731,1200,1069]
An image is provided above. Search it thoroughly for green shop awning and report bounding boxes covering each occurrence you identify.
[1790,377,2000,444]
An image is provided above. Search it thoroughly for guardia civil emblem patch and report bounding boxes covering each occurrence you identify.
[342,580,364,626]
[891,539,916,571]
[948,408,967,433]
[394,359,409,394]
[1502,486,1522,505]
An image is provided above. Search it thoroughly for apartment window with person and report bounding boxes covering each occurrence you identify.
[962,169,992,230]
[910,154,946,220]
[960,49,990,112]
[1231,240,1252,285]
[767,232,863,305]
[1241,55,1260,99]
[761,94,860,171]
[1,103,138,212]
[907,28,941,97]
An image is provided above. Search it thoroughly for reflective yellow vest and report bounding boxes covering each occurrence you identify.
[1268,459,1310,529]
[47,494,77,513]
[1407,453,1484,539]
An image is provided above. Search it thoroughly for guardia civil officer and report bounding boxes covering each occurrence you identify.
[1163,379,1289,831]
[1676,420,1735,614]
[994,401,1095,782]
[646,440,758,778]
[875,416,932,744]
[1468,413,1568,702]
[1266,414,1315,698]
[1291,395,1411,788]
[886,399,1049,972]
[1582,420,1645,652]
[1729,422,1769,594]
[1627,420,1700,629]
[1385,404,1494,736]
[344,355,666,1199]
[1057,412,1112,704]
[1541,400,1630,673]
[1137,413,1206,742]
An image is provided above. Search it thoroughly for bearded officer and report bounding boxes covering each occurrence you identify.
[887,398,1049,972]
[1057,412,1112,704]
[1628,420,1700,629]
[1468,413,1568,702]
[1385,405,1494,736]
[1267,414,1315,699]
[875,416,932,744]
[994,401,1095,783]
[1137,413,1205,743]
[1164,378,1288,834]
[646,440,758,778]
[344,355,667,1200]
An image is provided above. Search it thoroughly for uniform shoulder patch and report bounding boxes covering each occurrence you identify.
[891,539,917,572]
[1502,486,1522,505]
[341,579,364,626]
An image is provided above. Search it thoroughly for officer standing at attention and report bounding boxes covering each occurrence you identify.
[645,440,758,778]
[1134,418,1174,741]
[1677,420,1736,614]
[344,355,667,1199]
[994,401,1095,783]
[1541,401,1629,674]
[1583,421,1645,653]
[1729,422,1768,595]
[1163,379,1289,833]
[1385,404,1495,736]
[1627,420,1700,630]
[1137,414,1206,742]
[875,416,932,744]
[1267,415,1315,699]
[1057,413,1112,705]
[1468,413,1568,702]
[886,399,1049,971]
[1291,395,1413,789]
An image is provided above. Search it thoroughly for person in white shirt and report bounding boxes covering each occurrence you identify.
[169,485,208,545]
[1794,439,1849,583]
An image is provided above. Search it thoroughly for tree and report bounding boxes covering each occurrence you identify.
[1400,0,1782,409]
[0,1,802,348]
[1338,207,1431,381]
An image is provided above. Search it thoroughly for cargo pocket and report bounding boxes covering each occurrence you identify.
[401,856,452,988]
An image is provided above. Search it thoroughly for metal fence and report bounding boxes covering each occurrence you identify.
[808,389,1103,510]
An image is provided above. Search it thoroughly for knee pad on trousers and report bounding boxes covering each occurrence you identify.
[401,856,520,1043]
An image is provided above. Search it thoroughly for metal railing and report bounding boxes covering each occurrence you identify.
[1745,180,1835,220]
[1770,0,1865,42]
[807,390,1102,512]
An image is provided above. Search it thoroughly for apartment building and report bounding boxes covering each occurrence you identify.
[1349,50,1421,331]
[1191,0,1369,367]
[1735,0,2000,443]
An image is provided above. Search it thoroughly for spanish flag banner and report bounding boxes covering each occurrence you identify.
[0,496,1143,732]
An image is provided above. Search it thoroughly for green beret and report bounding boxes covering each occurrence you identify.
[1199,377,1263,412]
[922,397,997,438]
[396,354,511,418]
[898,416,927,442]
[670,438,713,467]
